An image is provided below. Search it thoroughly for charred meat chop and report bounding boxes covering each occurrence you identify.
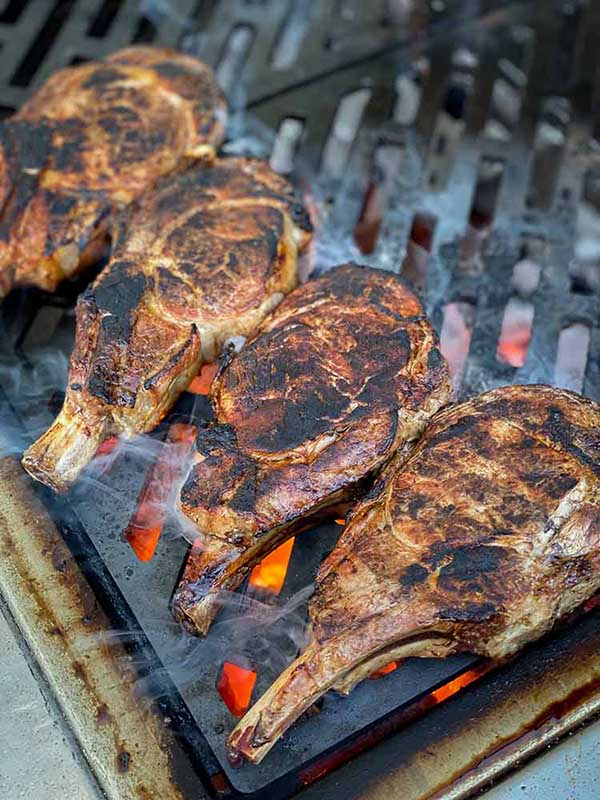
[22,157,312,493]
[0,45,225,298]
[228,385,600,763]
[173,264,451,636]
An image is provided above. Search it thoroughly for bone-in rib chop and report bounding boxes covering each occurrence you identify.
[22,157,312,492]
[228,385,600,763]
[172,264,451,636]
[0,45,225,298]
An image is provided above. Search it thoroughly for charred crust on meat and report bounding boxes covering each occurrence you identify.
[407,495,427,518]
[53,140,85,172]
[0,121,54,239]
[399,562,429,588]
[8,119,54,170]
[428,414,480,446]
[439,602,498,621]
[290,201,313,232]
[45,193,78,217]
[82,67,124,89]
[542,406,600,474]
[194,423,238,455]
[92,260,145,319]
[526,470,578,499]
[154,61,194,79]
[156,266,189,300]
[85,262,148,403]
[87,371,134,407]
[437,545,509,593]
[228,475,260,514]
[427,348,442,368]
[143,325,198,391]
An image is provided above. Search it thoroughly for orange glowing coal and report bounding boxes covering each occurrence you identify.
[496,301,533,368]
[218,661,257,717]
[369,661,399,679]
[95,436,118,457]
[187,362,219,395]
[430,666,487,704]
[496,330,531,368]
[249,538,295,594]
[125,422,196,562]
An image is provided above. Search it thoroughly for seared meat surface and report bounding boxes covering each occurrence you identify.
[22,158,312,492]
[0,45,225,298]
[173,264,451,635]
[228,385,600,763]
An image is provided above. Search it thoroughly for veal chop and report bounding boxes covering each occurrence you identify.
[173,264,451,635]
[228,384,600,763]
[22,157,312,492]
[0,45,225,297]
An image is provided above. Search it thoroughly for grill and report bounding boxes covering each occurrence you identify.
[0,2,599,800]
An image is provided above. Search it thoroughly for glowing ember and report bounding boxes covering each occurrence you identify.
[369,661,399,679]
[249,538,295,594]
[430,667,486,704]
[187,362,219,395]
[440,301,475,394]
[335,518,345,525]
[496,298,534,368]
[218,661,257,717]
[95,436,118,457]
[125,423,196,562]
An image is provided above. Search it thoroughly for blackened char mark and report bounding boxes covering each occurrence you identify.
[45,190,110,255]
[437,544,510,594]
[175,554,239,609]
[87,370,134,407]
[228,473,259,515]
[518,469,578,500]
[154,62,193,79]
[45,193,77,217]
[543,406,600,475]
[51,116,88,172]
[439,601,498,621]
[264,228,279,262]
[143,324,198,390]
[427,414,481,447]
[0,119,54,241]
[181,448,255,512]
[194,423,238,456]
[428,347,443,369]
[7,119,54,171]
[407,494,427,518]
[85,261,147,405]
[290,200,313,232]
[399,562,429,589]
[91,260,145,332]
[82,67,124,90]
